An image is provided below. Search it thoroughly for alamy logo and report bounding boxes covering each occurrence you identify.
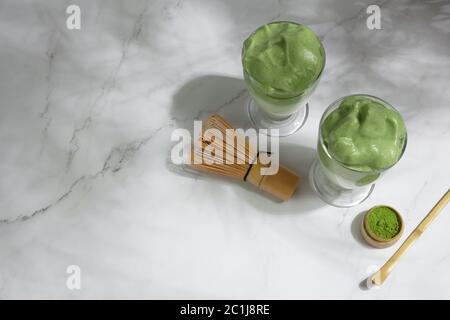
[66,5,81,30]
[366,5,381,30]
[170,120,280,175]
[66,265,81,290]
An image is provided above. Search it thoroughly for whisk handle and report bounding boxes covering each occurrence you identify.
[246,158,300,201]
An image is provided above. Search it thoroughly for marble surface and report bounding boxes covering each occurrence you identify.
[1,0,449,299]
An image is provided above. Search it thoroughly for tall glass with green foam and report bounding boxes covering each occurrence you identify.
[242,21,325,136]
[310,94,407,207]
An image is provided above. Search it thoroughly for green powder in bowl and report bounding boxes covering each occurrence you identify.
[366,206,401,240]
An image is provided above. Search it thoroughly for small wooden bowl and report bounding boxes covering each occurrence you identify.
[360,205,404,249]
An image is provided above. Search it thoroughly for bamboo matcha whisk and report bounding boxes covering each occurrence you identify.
[190,114,299,201]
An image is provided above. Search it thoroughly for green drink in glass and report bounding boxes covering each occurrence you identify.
[310,94,407,207]
[242,21,325,136]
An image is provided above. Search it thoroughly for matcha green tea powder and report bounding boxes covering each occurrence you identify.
[367,206,401,240]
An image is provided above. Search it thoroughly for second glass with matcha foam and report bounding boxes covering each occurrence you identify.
[311,94,407,207]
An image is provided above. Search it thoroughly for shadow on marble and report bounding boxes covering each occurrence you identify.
[237,143,325,214]
[170,75,325,213]
[358,278,371,291]
[351,210,373,249]
[166,140,325,214]
[171,74,252,132]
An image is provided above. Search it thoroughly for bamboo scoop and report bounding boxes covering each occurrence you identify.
[367,188,450,288]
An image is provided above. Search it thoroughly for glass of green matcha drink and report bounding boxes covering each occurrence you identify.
[242,21,325,136]
[310,94,407,207]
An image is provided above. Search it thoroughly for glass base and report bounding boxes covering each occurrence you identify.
[309,159,374,208]
[247,99,308,137]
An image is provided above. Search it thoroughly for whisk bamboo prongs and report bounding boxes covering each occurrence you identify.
[190,114,299,201]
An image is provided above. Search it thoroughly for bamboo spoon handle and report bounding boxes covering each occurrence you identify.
[372,188,450,286]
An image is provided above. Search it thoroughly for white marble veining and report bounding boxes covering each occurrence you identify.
[1,0,449,299]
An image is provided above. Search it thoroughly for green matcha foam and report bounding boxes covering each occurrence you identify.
[321,95,407,172]
[242,22,325,97]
